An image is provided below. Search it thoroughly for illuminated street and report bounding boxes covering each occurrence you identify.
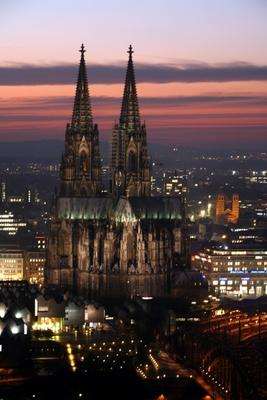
[0,333,210,399]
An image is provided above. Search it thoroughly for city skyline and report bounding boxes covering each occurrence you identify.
[1,0,267,148]
[0,3,266,399]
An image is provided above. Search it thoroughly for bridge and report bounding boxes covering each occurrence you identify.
[201,310,267,344]
[166,312,266,400]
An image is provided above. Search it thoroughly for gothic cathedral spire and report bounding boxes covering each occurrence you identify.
[119,45,141,131]
[60,44,101,197]
[71,44,93,132]
[111,45,151,198]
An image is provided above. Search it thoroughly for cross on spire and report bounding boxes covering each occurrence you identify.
[128,44,134,57]
[80,43,86,55]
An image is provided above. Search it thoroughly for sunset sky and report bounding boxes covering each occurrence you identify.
[1,0,267,148]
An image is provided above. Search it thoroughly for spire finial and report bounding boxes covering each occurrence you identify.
[128,44,133,58]
[80,43,86,56]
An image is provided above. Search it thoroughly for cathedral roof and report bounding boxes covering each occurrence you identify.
[58,197,114,220]
[57,196,181,222]
[117,197,182,222]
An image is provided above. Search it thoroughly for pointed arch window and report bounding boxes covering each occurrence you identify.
[80,151,89,175]
[128,150,137,172]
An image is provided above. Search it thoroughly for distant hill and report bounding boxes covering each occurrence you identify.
[0,140,113,162]
[0,140,170,163]
[1,140,264,169]
[0,140,64,161]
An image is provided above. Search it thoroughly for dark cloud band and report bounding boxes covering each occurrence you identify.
[1,62,267,85]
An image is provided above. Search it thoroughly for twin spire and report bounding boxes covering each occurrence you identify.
[71,44,140,133]
[71,44,93,132]
[120,45,141,131]
[65,44,150,198]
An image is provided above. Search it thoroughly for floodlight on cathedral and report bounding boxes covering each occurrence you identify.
[47,45,189,298]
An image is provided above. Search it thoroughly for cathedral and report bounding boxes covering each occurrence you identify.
[47,45,184,298]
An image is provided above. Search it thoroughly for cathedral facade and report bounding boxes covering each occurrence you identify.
[47,45,183,298]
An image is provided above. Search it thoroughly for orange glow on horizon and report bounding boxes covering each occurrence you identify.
[1,80,267,99]
[1,80,267,145]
